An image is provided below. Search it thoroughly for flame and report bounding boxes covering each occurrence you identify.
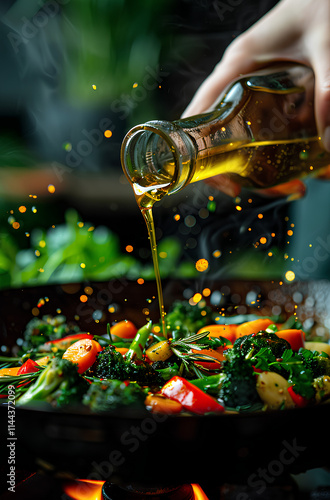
[62,480,209,500]
[63,479,105,500]
[192,484,209,499]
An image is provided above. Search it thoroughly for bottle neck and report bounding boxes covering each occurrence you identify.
[121,120,196,204]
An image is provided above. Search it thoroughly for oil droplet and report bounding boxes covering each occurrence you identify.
[84,286,93,295]
[39,240,46,248]
[287,230,293,236]
[104,130,112,138]
[80,295,88,303]
[19,206,26,213]
[32,307,39,316]
[212,250,221,258]
[192,293,202,303]
[92,84,97,90]
[137,278,144,285]
[63,142,72,152]
[202,288,211,297]
[159,251,167,259]
[133,82,138,88]
[285,270,295,282]
[235,205,242,211]
[258,213,263,219]
[32,206,37,213]
[48,184,55,194]
[126,245,134,253]
[207,200,216,212]
[80,263,86,269]
[299,150,309,160]
[260,237,267,244]
[195,258,209,272]
[174,214,180,221]
[12,222,20,229]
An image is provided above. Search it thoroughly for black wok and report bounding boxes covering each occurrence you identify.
[1,279,330,487]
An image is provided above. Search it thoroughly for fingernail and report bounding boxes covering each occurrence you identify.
[323,126,330,152]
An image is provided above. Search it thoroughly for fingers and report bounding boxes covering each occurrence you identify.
[203,174,241,198]
[306,19,330,151]
[256,180,306,200]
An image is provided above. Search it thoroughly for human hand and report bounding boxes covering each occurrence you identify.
[182,0,330,196]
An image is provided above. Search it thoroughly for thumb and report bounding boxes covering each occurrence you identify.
[307,14,330,151]
[313,56,330,152]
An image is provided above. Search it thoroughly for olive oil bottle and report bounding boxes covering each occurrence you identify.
[121,63,329,207]
[120,63,330,335]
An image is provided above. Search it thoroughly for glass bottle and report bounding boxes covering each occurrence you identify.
[121,63,330,209]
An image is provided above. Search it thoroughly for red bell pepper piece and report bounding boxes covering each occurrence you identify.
[17,359,40,375]
[287,386,309,408]
[161,376,224,415]
[42,333,93,351]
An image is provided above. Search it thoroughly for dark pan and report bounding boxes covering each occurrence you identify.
[1,279,330,486]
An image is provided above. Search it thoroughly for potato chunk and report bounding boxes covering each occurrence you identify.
[256,371,294,410]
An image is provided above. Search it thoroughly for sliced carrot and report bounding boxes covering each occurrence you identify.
[0,367,20,377]
[62,339,102,374]
[110,320,138,339]
[236,318,273,338]
[191,348,225,370]
[145,394,183,414]
[197,324,237,344]
[274,329,305,351]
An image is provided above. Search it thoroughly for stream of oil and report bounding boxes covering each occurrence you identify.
[132,183,170,337]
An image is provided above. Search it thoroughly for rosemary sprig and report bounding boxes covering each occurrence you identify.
[169,331,226,378]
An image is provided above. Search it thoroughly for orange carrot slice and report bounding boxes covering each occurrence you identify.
[62,339,102,374]
[236,318,273,338]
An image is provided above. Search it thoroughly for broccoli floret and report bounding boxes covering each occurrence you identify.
[233,331,290,359]
[151,360,180,381]
[83,379,147,412]
[219,353,261,409]
[21,315,79,352]
[156,300,214,339]
[299,350,330,378]
[90,346,163,386]
[17,356,89,408]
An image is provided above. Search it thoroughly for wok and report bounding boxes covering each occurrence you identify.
[1,279,330,487]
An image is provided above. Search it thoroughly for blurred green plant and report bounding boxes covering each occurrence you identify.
[62,0,172,122]
[0,209,196,289]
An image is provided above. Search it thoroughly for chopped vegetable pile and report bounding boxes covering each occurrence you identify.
[1,300,330,415]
